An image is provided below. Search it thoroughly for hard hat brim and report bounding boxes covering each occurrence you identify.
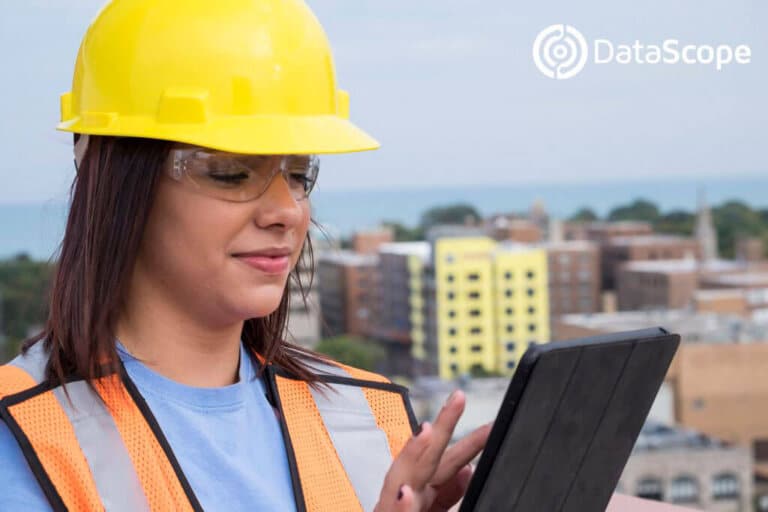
[57,114,380,155]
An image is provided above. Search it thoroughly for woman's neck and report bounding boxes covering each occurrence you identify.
[116,288,243,388]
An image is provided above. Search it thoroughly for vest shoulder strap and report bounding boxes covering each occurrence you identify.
[268,358,417,512]
[0,343,201,512]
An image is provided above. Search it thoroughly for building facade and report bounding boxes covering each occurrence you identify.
[316,251,378,338]
[428,236,551,379]
[619,423,753,512]
[544,240,602,318]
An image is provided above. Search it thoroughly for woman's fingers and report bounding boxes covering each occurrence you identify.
[375,389,475,511]
[375,422,435,511]
[430,422,492,487]
[428,464,474,512]
[412,390,467,486]
[393,485,415,512]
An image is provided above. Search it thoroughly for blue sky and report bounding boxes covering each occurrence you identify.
[0,0,765,203]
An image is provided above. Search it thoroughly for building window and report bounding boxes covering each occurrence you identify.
[506,325,514,333]
[506,342,516,352]
[445,254,455,264]
[528,324,537,333]
[505,307,514,316]
[450,363,458,373]
[449,346,458,354]
[448,310,456,318]
[448,328,457,336]
[504,289,513,298]
[470,344,483,353]
[469,309,481,317]
[528,306,536,315]
[468,291,480,299]
[504,271,513,280]
[447,291,455,300]
[527,288,535,297]
[470,327,482,335]
[447,274,455,282]
[636,477,663,501]
[526,270,535,280]
[712,474,740,500]
[468,273,480,281]
[670,475,699,504]
[507,360,516,369]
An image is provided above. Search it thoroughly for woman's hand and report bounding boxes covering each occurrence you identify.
[374,390,492,512]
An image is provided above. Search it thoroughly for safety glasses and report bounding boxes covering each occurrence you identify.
[167,147,319,202]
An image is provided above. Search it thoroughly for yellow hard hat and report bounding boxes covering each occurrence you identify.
[57,0,380,154]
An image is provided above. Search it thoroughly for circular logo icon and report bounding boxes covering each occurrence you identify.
[533,24,589,79]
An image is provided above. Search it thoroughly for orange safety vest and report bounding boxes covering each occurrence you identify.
[0,343,416,512]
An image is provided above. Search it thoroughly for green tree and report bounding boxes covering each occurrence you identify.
[713,200,765,258]
[0,254,54,361]
[608,199,660,224]
[315,335,385,372]
[655,210,695,236]
[381,221,424,242]
[419,204,481,233]
[569,207,599,222]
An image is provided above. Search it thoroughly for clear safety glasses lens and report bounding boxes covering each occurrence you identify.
[169,148,319,202]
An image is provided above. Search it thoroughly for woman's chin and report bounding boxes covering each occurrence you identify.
[229,290,285,320]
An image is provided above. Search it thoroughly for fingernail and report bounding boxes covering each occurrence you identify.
[445,390,457,407]
[397,486,404,501]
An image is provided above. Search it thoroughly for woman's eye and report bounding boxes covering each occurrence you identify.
[289,173,312,188]
[207,170,250,185]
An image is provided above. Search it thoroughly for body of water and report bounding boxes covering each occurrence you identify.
[2,175,766,260]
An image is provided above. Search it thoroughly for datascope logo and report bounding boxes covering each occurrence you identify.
[532,24,752,80]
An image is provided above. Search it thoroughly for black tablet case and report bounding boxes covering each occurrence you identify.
[459,327,680,512]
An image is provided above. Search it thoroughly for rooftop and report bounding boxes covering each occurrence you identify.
[694,288,747,300]
[558,309,768,343]
[633,422,728,453]
[622,258,744,274]
[703,272,768,287]
[538,239,598,251]
[378,241,431,259]
[317,250,378,267]
[578,220,653,230]
[608,235,694,246]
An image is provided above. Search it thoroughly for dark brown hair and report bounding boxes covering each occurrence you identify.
[26,135,324,386]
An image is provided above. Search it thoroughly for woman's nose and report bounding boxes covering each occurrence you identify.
[252,170,305,230]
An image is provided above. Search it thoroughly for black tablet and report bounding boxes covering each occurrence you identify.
[459,327,680,512]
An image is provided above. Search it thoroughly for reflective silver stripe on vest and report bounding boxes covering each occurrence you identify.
[53,383,150,512]
[8,342,149,511]
[308,361,393,512]
[8,341,48,384]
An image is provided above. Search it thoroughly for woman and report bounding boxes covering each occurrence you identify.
[0,1,490,511]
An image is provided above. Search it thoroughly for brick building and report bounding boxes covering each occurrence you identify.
[316,251,378,338]
[543,240,602,317]
[601,235,701,290]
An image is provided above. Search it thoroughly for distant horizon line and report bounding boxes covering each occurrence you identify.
[1,170,767,204]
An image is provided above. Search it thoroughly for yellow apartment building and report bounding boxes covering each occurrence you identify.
[432,237,550,378]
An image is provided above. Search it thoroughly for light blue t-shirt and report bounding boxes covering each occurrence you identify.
[0,343,297,511]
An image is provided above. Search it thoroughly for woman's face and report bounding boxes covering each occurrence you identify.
[134,153,312,327]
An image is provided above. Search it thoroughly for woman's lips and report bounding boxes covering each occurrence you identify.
[235,254,290,274]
